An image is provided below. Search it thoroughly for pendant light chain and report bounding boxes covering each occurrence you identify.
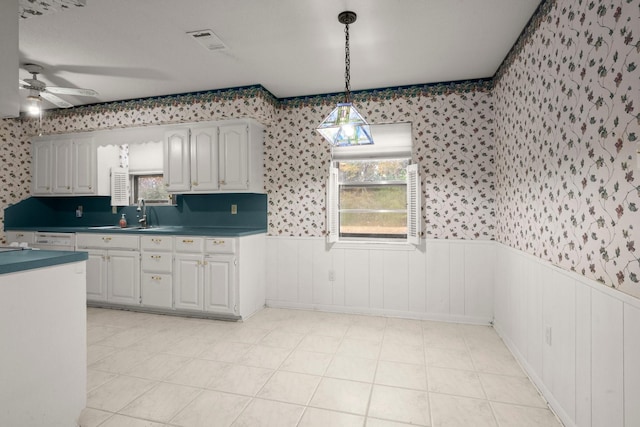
[344,22,351,103]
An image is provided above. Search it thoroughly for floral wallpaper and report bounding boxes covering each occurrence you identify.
[0,120,30,230]
[493,0,640,295]
[265,85,495,239]
[0,0,637,297]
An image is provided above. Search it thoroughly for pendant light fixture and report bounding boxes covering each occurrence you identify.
[317,11,373,147]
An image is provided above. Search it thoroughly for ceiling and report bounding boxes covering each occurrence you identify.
[17,0,542,113]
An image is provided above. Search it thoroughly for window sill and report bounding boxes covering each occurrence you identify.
[330,239,417,251]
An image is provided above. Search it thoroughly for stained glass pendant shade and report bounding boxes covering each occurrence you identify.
[317,11,373,147]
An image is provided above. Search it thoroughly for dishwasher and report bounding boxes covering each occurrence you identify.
[33,232,76,251]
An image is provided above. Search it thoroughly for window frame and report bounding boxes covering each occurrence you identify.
[327,160,421,246]
[129,172,174,206]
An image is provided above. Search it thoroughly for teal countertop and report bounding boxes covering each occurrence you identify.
[0,249,88,275]
[5,226,267,237]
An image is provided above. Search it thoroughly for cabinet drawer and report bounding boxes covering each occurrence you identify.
[141,252,172,273]
[77,233,139,250]
[141,235,173,252]
[204,237,236,254]
[141,273,173,308]
[174,236,204,253]
[6,231,35,245]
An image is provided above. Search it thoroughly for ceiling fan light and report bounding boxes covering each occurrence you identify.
[26,95,42,116]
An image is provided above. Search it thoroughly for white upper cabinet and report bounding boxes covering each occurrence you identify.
[190,126,219,192]
[73,137,97,195]
[219,124,248,190]
[32,142,52,194]
[32,136,100,196]
[163,129,191,192]
[164,119,264,194]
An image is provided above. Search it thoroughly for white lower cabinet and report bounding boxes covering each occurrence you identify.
[140,235,173,308]
[85,249,140,305]
[174,254,204,311]
[77,231,265,319]
[77,233,140,305]
[173,236,237,316]
[203,254,236,315]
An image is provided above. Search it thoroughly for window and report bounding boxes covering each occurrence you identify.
[131,173,172,205]
[327,122,420,245]
[337,159,409,238]
[328,160,420,244]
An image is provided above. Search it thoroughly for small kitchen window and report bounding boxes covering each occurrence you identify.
[131,173,173,205]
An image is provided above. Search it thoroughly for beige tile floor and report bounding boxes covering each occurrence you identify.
[81,308,563,427]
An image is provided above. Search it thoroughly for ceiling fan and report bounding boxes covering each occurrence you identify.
[19,63,98,115]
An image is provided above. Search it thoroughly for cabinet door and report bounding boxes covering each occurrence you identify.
[51,140,73,194]
[173,254,203,311]
[73,137,96,194]
[164,129,191,192]
[203,255,236,315]
[190,126,219,192]
[86,250,108,302]
[107,250,140,305]
[32,142,52,195]
[141,272,173,308]
[218,124,248,190]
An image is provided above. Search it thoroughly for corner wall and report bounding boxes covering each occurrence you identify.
[492,1,640,426]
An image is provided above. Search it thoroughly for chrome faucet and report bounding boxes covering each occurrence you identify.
[136,198,148,228]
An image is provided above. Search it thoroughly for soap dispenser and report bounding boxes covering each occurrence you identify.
[119,213,127,228]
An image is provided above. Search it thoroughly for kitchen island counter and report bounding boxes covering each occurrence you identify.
[0,249,87,427]
[0,248,88,275]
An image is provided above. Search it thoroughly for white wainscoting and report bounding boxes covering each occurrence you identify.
[265,237,495,324]
[494,244,640,427]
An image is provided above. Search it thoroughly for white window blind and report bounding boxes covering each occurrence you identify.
[331,122,412,160]
[327,166,339,243]
[406,163,421,245]
[110,167,130,206]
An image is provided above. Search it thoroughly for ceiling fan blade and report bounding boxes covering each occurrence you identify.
[46,86,98,97]
[40,92,74,108]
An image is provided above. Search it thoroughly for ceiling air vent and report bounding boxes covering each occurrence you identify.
[186,29,227,51]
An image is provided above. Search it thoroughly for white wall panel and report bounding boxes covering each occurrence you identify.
[276,239,298,302]
[331,248,345,306]
[624,303,640,427]
[297,239,313,304]
[464,243,494,319]
[265,238,278,301]
[344,250,370,308]
[311,239,332,305]
[383,250,409,311]
[426,240,451,315]
[408,246,427,313]
[494,244,640,427]
[526,259,543,376]
[550,274,576,422]
[575,282,592,427]
[591,289,624,427]
[266,237,493,324]
[369,250,385,309]
[449,244,466,315]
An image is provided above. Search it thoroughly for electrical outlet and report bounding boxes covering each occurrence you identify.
[112,206,117,214]
[76,205,83,218]
[328,270,335,281]
[231,204,237,214]
[545,325,552,346]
